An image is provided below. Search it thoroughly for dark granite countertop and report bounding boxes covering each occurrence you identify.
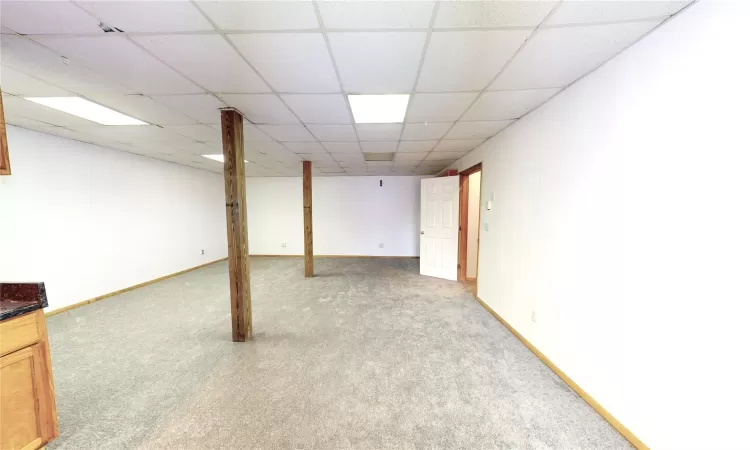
[0,283,48,322]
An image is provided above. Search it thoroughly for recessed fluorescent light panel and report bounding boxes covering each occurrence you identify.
[348,94,409,124]
[25,97,147,125]
[202,154,249,163]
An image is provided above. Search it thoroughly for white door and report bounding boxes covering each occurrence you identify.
[420,176,459,280]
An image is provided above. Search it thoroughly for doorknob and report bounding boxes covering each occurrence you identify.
[420,231,424,234]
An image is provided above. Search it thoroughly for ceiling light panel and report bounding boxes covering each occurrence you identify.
[257,125,316,142]
[77,2,214,33]
[0,1,101,34]
[307,125,358,142]
[349,96,409,125]
[405,92,479,123]
[463,89,560,121]
[196,1,319,31]
[32,36,200,95]
[491,21,661,90]
[280,94,352,125]
[151,94,226,124]
[132,35,269,93]
[24,97,147,125]
[433,1,556,28]
[401,123,452,141]
[355,123,403,141]
[546,1,689,26]
[318,2,434,29]
[417,30,532,92]
[445,121,514,140]
[329,32,426,93]
[229,34,340,93]
[220,94,299,125]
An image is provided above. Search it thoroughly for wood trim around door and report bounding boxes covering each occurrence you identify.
[458,163,482,281]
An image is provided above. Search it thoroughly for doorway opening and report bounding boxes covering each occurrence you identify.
[459,163,482,287]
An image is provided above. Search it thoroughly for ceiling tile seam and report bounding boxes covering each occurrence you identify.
[396,0,439,171]
[187,0,308,171]
[540,15,679,30]
[434,0,698,177]
[439,0,566,155]
[312,0,364,175]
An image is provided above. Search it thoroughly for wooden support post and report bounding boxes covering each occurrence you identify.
[221,109,251,341]
[303,160,313,277]
[0,87,10,176]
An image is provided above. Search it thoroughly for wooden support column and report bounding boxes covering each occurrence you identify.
[0,87,10,176]
[221,108,251,341]
[303,160,313,277]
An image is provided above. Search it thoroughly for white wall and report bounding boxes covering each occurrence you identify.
[247,176,424,257]
[452,2,750,449]
[0,126,227,312]
[466,171,481,278]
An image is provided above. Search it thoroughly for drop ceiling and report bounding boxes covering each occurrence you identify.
[0,0,689,177]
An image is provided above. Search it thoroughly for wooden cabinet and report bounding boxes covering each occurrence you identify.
[0,310,58,450]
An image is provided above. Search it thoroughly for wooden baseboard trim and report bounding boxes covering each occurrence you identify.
[474,296,648,450]
[250,254,418,259]
[45,258,228,317]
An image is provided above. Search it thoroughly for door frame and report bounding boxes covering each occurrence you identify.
[458,163,482,282]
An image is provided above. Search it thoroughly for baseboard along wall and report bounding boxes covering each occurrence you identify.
[473,296,648,450]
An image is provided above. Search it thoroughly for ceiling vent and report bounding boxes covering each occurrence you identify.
[99,22,124,33]
[363,152,394,161]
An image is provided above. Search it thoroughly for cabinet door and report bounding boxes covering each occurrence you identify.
[0,344,56,450]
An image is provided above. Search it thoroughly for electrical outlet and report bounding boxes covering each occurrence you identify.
[531,310,537,323]
[379,243,384,248]
[201,249,205,255]
[281,242,287,248]
[484,223,489,231]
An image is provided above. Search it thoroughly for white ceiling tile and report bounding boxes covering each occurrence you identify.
[307,124,357,142]
[77,1,214,32]
[0,35,135,97]
[163,124,219,143]
[196,1,319,31]
[401,123,452,141]
[229,34,340,93]
[0,1,101,34]
[329,32,426,93]
[434,139,485,152]
[132,35,269,93]
[395,152,427,161]
[298,152,335,162]
[397,140,438,152]
[152,94,226,124]
[425,151,468,161]
[0,66,71,96]
[77,125,197,147]
[250,141,290,155]
[463,89,560,120]
[434,1,557,28]
[89,94,197,126]
[361,142,398,153]
[33,36,201,95]
[417,30,532,92]
[220,94,298,125]
[284,142,327,154]
[257,124,315,142]
[406,92,478,123]
[445,121,513,140]
[321,142,361,153]
[280,94,351,124]
[492,21,661,90]
[243,124,274,142]
[356,124,402,141]
[319,2,434,29]
[331,152,365,162]
[546,1,688,26]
